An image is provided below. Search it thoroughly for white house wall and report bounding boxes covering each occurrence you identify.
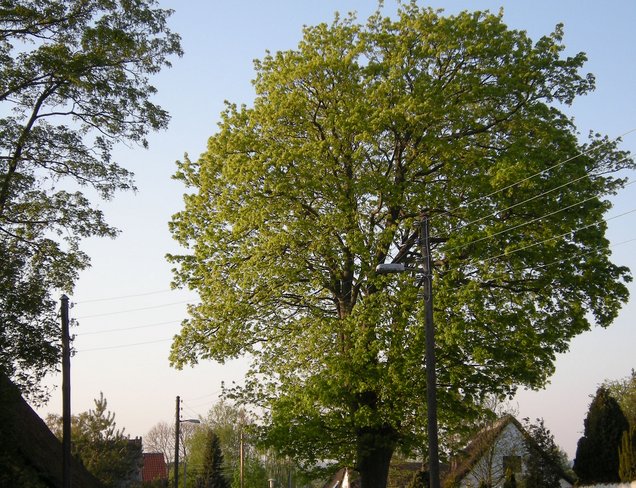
[460,423,529,488]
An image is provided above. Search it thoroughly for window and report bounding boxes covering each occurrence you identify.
[503,455,522,473]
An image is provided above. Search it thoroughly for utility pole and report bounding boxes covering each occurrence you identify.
[376,217,441,488]
[174,395,180,488]
[419,217,440,488]
[239,430,244,488]
[61,295,71,488]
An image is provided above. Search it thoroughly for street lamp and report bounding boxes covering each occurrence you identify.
[376,217,440,488]
[174,395,201,488]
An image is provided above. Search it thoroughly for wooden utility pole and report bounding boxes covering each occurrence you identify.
[174,395,180,488]
[419,217,440,488]
[61,295,71,488]
[239,430,244,488]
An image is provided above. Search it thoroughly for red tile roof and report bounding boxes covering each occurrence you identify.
[142,452,168,481]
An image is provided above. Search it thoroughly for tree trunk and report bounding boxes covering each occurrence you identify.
[356,425,397,488]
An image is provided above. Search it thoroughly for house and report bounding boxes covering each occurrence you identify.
[0,371,103,487]
[323,467,356,488]
[322,416,573,488]
[322,463,430,488]
[142,452,169,484]
[443,415,575,488]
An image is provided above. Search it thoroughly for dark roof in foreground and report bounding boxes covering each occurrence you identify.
[0,372,103,487]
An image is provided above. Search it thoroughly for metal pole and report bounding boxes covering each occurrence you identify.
[61,295,71,488]
[175,396,180,488]
[420,218,440,488]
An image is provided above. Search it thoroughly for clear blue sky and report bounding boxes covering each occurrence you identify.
[37,0,636,460]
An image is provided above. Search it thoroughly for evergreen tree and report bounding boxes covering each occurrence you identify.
[46,393,140,487]
[619,425,636,482]
[573,387,629,484]
[196,430,229,488]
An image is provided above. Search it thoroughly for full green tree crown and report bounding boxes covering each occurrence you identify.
[168,2,632,483]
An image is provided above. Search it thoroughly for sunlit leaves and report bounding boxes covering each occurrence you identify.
[169,2,632,472]
[0,0,181,397]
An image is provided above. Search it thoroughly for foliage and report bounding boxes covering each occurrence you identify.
[522,418,568,488]
[0,0,182,398]
[604,369,636,428]
[406,471,427,488]
[619,425,636,482]
[185,400,300,487]
[168,3,632,486]
[195,430,230,488]
[502,470,516,488]
[574,387,629,484]
[47,392,141,487]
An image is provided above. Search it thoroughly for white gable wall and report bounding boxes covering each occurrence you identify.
[460,423,529,488]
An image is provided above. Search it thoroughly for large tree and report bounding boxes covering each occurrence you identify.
[168,4,632,487]
[0,0,181,397]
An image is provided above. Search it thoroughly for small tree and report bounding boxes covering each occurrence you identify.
[47,392,141,487]
[574,387,629,484]
[196,430,230,488]
[145,421,176,465]
[619,425,636,482]
[523,418,569,488]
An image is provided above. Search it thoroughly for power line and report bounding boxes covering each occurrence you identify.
[181,401,208,419]
[535,237,636,272]
[76,337,172,353]
[78,319,181,336]
[185,389,223,403]
[75,300,191,319]
[76,288,174,304]
[453,156,632,234]
[444,178,636,255]
[468,207,636,267]
[442,236,636,288]
[431,128,636,223]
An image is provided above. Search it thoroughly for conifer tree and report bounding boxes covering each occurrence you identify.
[574,387,629,484]
[619,425,636,482]
[196,430,230,488]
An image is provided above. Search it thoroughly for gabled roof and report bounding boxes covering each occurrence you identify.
[443,415,575,487]
[0,372,103,487]
[142,452,168,481]
[322,467,359,488]
[322,463,433,488]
